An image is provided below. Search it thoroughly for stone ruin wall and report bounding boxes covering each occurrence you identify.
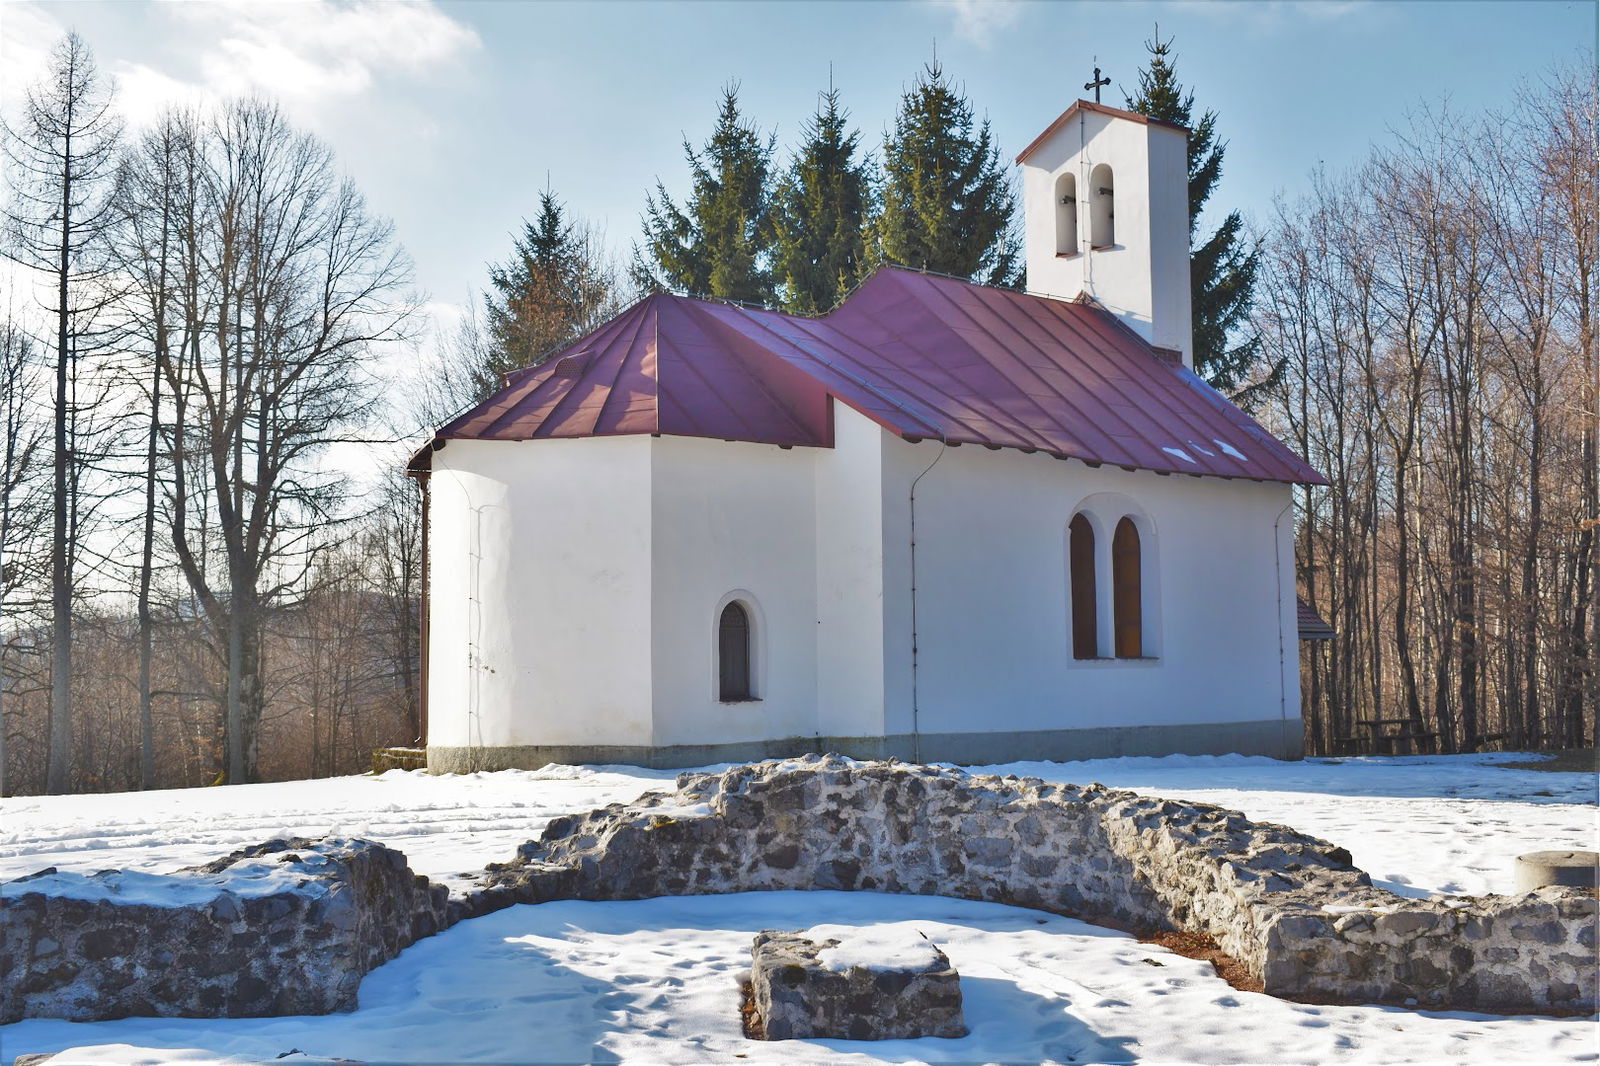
[0,838,450,1024]
[486,756,1596,1012]
[0,755,1593,1025]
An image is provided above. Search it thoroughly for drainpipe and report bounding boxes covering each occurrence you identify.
[908,436,948,764]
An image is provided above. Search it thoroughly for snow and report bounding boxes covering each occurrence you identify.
[0,837,383,907]
[1161,445,1197,463]
[1213,438,1249,461]
[2,752,1595,1063]
[0,764,684,892]
[810,924,945,973]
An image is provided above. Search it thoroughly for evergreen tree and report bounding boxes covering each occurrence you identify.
[1125,30,1269,397]
[635,86,776,304]
[482,190,615,396]
[876,62,1019,287]
[771,86,874,313]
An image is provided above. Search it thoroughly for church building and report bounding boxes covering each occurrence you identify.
[407,100,1325,771]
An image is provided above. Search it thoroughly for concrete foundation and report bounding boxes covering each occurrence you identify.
[428,717,1303,772]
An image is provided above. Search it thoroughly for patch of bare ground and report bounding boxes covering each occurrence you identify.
[1495,748,1597,774]
[739,978,765,1041]
[1143,930,1264,993]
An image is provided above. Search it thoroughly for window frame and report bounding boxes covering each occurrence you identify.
[713,591,763,703]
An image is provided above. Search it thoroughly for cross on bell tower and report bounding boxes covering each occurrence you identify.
[1084,60,1110,103]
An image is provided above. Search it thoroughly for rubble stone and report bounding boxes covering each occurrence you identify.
[483,754,1597,1012]
[749,928,965,1040]
[0,838,448,1023]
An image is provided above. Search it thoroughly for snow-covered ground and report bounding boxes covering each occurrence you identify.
[2,752,1596,1065]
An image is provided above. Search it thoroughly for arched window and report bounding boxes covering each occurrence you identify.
[1069,514,1098,659]
[1113,518,1142,658]
[1090,164,1115,248]
[1054,172,1078,256]
[718,601,753,701]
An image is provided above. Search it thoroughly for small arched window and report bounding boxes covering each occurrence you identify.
[718,601,753,701]
[1113,518,1142,658]
[1054,172,1078,256]
[1090,164,1115,248]
[1069,514,1098,659]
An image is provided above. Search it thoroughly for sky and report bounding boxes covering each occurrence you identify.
[1,0,1594,425]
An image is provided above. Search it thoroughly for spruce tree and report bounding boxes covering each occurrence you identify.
[771,87,874,314]
[635,86,776,304]
[1125,30,1269,397]
[482,190,614,395]
[876,62,1019,287]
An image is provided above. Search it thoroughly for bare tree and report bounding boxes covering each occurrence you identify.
[108,111,197,788]
[137,99,414,783]
[2,32,123,793]
[0,313,51,796]
[1261,64,1597,755]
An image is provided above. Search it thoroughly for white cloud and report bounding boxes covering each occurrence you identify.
[174,0,481,102]
[0,2,69,111]
[4,1,483,132]
[935,0,1024,49]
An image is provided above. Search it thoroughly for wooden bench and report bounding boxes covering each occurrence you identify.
[1352,718,1439,756]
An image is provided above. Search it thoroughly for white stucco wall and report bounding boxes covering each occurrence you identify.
[878,434,1300,743]
[1022,109,1193,365]
[425,436,654,748]
[646,406,894,747]
[647,436,821,748]
[813,406,890,740]
[426,404,1301,759]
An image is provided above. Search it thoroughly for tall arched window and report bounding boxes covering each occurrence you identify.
[1112,518,1142,658]
[1069,514,1098,659]
[1090,164,1115,248]
[1054,172,1078,256]
[718,601,753,701]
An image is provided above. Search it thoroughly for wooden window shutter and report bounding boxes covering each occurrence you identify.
[719,602,752,700]
[1112,518,1142,658]
[1069,515,1098,659]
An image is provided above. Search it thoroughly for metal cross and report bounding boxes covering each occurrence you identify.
[1084,61,1110,103]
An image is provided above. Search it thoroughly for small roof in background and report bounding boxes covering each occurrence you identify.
[1297,597,1336,641]
[421,267,1325,487]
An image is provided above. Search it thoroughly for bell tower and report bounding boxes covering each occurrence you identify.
[1017,100,1193,368]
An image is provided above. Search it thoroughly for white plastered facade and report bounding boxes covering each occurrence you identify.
[425,403,1302,767]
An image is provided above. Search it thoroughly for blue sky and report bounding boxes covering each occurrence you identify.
[4,0,1595,327]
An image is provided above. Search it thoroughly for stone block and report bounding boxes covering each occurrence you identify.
[749,927,965,1041]
[1514,851,1599,893]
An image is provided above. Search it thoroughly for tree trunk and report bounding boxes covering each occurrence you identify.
[46,114,74,796]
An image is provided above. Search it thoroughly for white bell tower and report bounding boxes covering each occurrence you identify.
[1017,101,1194,368]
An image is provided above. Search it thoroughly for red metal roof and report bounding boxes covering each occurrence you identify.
[427,267,1324,486]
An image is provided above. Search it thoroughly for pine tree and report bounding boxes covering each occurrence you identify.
[635,86,776,304]
[482,190,615,395]
[771,86,874,314]
[1125,30,1269,397]
[876,62,1019,288]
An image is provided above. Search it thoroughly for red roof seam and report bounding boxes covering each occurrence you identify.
[904,273,1110,456]
[870,273,1056,444]
[532,296,654,438]
[721,306,947,438]
[1038,300,1239,476]
[682,302,825,443]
